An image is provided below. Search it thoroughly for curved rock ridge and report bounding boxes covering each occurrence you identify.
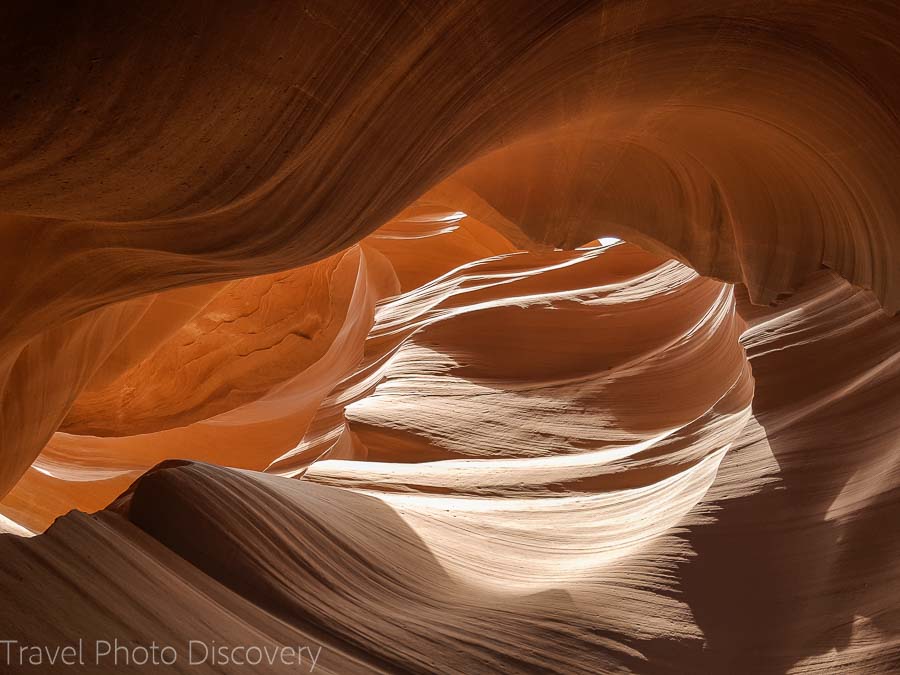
[1,238,899,673]
[1,3,899,417]
[0,244,399,531]
[5,232,898,673]
[269,243,751,481]
[2,0,900,493]
[1,2,900,673]
[0,212,513,531]
[3,263,899,673]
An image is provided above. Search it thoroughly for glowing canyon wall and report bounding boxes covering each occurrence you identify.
[1,1,899,673]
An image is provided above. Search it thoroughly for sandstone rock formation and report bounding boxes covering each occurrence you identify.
[1,2,899,673]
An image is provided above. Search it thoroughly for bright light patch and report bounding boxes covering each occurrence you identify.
[598,237,621,247]
[403,211,467,223]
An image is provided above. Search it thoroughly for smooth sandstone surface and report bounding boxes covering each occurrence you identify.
[1,2,899,673]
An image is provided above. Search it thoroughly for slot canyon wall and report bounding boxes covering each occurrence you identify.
[1,1,899,673]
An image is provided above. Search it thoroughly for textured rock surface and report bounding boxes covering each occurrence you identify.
[1,2,899,673]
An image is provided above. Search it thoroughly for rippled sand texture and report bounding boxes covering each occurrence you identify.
[2,2,900,673]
